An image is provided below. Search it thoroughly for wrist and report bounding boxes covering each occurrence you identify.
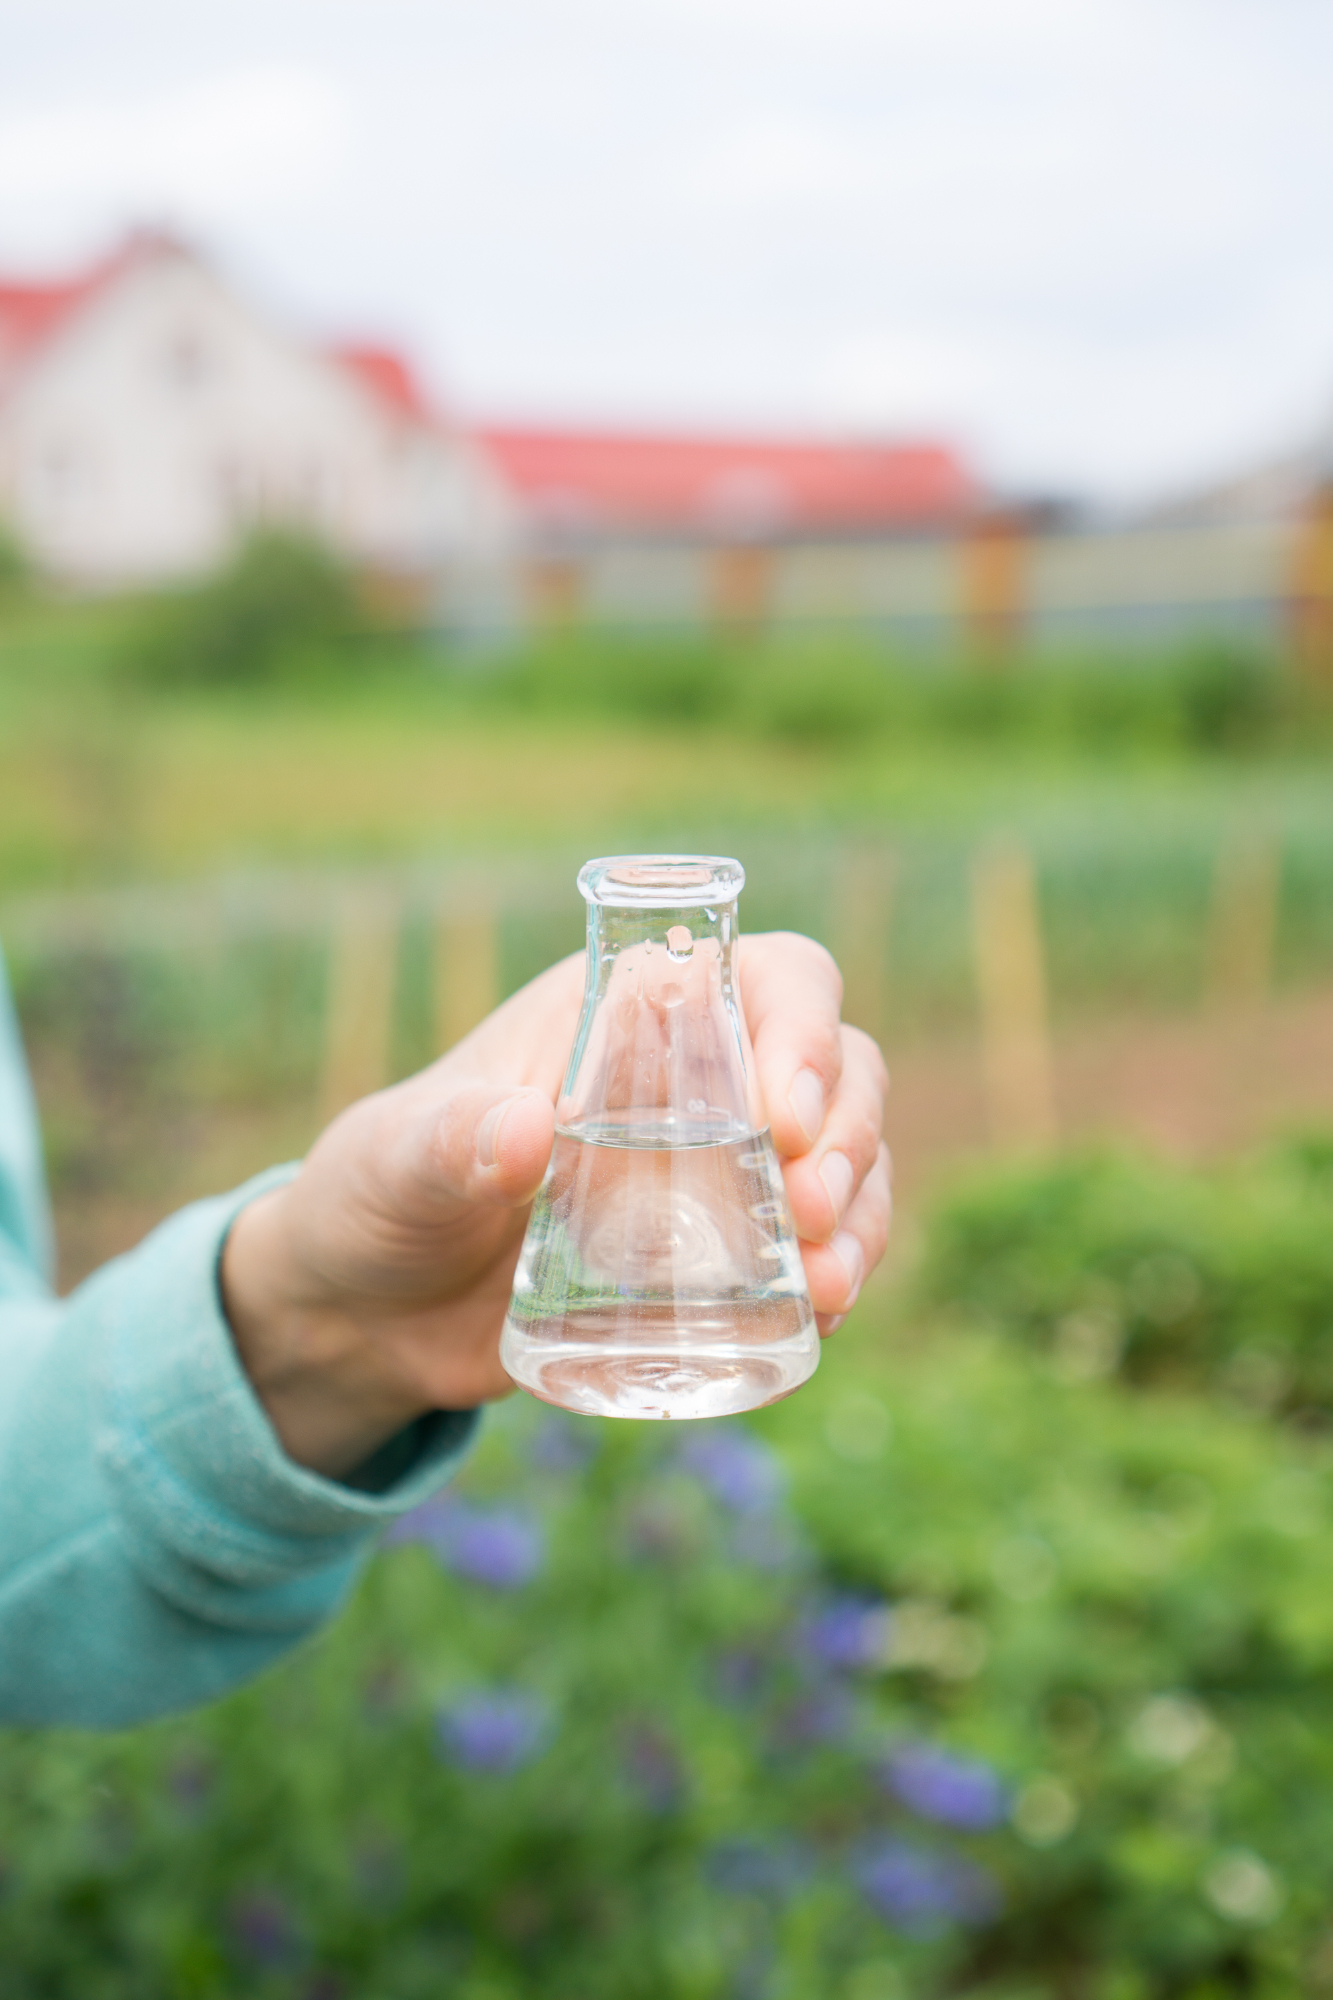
[220,1184,427,1480]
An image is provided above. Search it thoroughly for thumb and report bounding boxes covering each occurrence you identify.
[390,1082,556,1216]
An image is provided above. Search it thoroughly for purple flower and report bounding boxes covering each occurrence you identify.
[713,1647,768,1706]
[530,1415,600,1472]
[386,1498,544,1590]
[708,1837,812,1902]
[622,1722,685,1813]
[731,1513,806,1571]
[797,1595,891,1673]
[882,1744,1008,1832]
[622,1488,701,1563]
[435,1690,551,1773]
[770,1682,859,1750]
[854,1838,1001,1938]
[679,1426,787,1515]
[166,1748,215,1818]
[229,1889,303,1968]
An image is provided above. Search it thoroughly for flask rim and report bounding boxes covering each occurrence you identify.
[578,854,745,908]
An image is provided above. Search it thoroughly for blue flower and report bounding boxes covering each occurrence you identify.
[622,1721,685,1813]
[229,1889,303,1968]
[530,1414,601,1472]
[435,1690,551,1773]
[679,1426,787,1515]
[708,1836,812,1903]
[770,1683,859,1749]
[731,1513,807,1571]
[797,1594,891,1673]
[854,1838,1001,1937]
[386,1498,544,1590]
[882,1743,1008,1832]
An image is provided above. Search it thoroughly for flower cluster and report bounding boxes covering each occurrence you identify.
[385,1495,544,1590]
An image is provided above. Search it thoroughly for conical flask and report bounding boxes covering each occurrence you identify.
[500,855,820,1420]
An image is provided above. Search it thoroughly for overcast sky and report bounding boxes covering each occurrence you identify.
[1,0,1330,502]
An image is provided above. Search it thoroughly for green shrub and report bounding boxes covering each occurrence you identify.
[1173,640,1285,752]
[2,1313,1331,1996]
[915,1145,1333,1420]
[121,530,362,687]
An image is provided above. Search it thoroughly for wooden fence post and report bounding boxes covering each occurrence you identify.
[1289,484,1333,684]
[833,844,897,1047]
[319,891,401,1123]
[972,840,1058,1151]
[961,509,1029,658]
[435,911,500,1055]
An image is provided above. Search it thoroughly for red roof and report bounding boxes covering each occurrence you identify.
[0,232,189,394]
[331,344,437,424]
[476,426,978,535]
[0,271,108,385]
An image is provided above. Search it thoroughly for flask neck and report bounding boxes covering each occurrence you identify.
[559,894,763,1143]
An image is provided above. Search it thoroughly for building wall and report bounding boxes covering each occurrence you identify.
[0,249,513,586]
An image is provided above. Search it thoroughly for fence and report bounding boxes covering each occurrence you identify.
[2,822,1317,1167]
[505,508,1333,658]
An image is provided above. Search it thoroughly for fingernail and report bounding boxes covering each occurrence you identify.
[477,1096,518,1168]
[830,1230,865,1306]
[788,1068,825,1145]
[818,1149,854,1223]
[824,1314,847,1335]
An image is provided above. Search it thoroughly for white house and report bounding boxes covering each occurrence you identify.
[0,231,514,590]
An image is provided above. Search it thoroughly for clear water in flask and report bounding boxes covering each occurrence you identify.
[499,855,820,1420]
[503,1124,816,1419]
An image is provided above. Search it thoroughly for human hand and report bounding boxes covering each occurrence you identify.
[221,934,891,1478]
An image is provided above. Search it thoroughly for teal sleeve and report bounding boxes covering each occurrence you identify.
[0,952,478,1730]
[0,948,54,1290]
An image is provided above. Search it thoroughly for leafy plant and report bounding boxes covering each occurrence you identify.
[915,1144,1333,1422]
[120,530,362,687]
[2,1267,1332,1995]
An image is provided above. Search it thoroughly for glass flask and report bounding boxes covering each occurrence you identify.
[500,855,820,1420]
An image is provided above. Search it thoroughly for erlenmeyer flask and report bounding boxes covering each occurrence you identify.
[500,855,819,1420]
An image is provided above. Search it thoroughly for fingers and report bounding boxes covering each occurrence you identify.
[782,1025,890,1243]
[389,1081,556,1220]
[801,1141,892,1330]
[741,932,846,1157]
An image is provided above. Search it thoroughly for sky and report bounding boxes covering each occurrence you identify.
[1,0,1331,504]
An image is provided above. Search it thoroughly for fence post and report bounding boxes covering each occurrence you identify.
[1208,828,1280,1015]
[1289,484,1333,683]
[435,912,500,1055]
[833,844,897,1047]
[319,890,401,1123]
[971,840,1058,1151]
[960,508,1029,658]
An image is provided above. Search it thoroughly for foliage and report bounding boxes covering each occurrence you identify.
[119,531,364,687]
[1176,640,1286,752]
[915,1144,1333,1422]
[442,631,1314,760]
[0,521,30,597]
[3,1204,1333,1994]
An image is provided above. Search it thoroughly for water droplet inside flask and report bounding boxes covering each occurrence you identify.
[666,925,693,961]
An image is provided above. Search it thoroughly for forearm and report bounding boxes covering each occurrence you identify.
[0,1178,477,1729]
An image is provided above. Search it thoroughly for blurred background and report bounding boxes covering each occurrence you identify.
[4,3,1333,1995]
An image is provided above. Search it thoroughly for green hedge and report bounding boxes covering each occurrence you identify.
[915,1143,1333,1421]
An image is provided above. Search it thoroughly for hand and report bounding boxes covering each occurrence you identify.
[221,934,891,1478]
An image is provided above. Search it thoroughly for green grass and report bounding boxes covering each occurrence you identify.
[5,591,1333,1073]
